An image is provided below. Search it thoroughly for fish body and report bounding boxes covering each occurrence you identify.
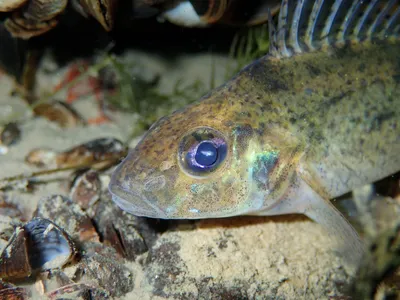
[109,0,400,266]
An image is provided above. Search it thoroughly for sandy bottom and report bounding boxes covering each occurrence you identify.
[0,50,353,299]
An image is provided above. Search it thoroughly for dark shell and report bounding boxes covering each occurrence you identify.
[25,148,57,168]
[46,283,110,300]
[24,218,77,270]
[25,138,128,170]
[4,14,59,39]
[35,195,99,243]
[78,0,116,31]
[74,250,134,297]
[69,169,102,210]
[33,101,86,128]
[0,218,77,281]
[0,227,32,280]
[91,196,157,261]
[0,0,26,12]
[4,0,67,39]
[54,138,128,169]
[0,280,28,299]
[0,122,21,146]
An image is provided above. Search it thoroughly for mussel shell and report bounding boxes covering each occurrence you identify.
[35,195,99,243]
[0,227,32,280]
[4,14,58,39]
[163,0,280,27]
[0,0,26,12]
[54,138,128,169]
[69,169,101,210]
[33,101,86,128]
[191,0,281,25]
[3,0,68,39]
[24,218,76,270]
[0,280,28,299]
[0,122,21,146]
[78,0,116,31]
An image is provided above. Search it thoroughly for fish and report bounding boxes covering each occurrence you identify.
[109,0,400,267]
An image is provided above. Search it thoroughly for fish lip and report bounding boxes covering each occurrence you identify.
[108,172,168,219]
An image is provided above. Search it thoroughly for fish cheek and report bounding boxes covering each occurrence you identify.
[251,151,279,192]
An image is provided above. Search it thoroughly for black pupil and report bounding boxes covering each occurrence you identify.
[195,141,218,166]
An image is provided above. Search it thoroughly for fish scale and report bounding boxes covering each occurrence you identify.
[109,0,400,270]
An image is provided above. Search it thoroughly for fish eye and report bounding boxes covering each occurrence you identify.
[178,127,228,176]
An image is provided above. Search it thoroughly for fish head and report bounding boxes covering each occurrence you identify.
[109,87,303,219]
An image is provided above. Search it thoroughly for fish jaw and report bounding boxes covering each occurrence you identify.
[109,156,170,219]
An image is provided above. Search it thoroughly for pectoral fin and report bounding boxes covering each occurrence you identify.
[254,172,364,271]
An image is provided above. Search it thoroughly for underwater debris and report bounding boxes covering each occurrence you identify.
[0,280,28,299]
[45,282,110,300]
[0,218,77,281]
[69,169,102,210]
[160,0,280,27]
[25,137,127,169]
[90,197,149,261]
[35,270,110,300]
[0,122,21,146]
[0,122,21,155]
[35,194,99,243]
[0,192,25,221]
[33,101,86,128]
[349,185,400,299]
[72,245,134,297]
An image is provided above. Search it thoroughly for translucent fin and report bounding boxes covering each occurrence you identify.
[253,175,364,271]
[270,0,400,58]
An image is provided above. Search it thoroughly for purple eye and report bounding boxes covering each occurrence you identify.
[178,127,228,176]
[195,141,217,166]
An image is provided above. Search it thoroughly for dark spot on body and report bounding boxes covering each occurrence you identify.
[358,63,366,72]
[360,79,367,87]
[323,91,353,108]
[305,63,322,77]
[374,111,395,130]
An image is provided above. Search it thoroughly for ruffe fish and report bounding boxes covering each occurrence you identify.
[109,0,400,267]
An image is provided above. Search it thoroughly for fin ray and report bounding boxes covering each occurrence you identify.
[270,0,400,58]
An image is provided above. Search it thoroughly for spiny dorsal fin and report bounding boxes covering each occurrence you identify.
[269,0,400,58]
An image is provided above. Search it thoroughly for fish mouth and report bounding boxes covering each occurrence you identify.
[108,170,168,219]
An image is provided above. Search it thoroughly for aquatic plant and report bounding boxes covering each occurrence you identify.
[225,23,269,79]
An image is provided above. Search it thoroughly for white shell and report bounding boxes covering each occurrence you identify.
[159,1,208,28]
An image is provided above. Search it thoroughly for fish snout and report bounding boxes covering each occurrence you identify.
[108,166,168,218]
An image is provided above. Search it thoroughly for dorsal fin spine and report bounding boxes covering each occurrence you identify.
[268,9,279,56]
[386,5,400,35]
[353,0,379,40]
[277,0,292,57]
[321,0,344,46]
[270,0,400,58]
[289,0,306,54]
[368,0,397,38]
[304,0,325,50]
[337,2,362,44]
